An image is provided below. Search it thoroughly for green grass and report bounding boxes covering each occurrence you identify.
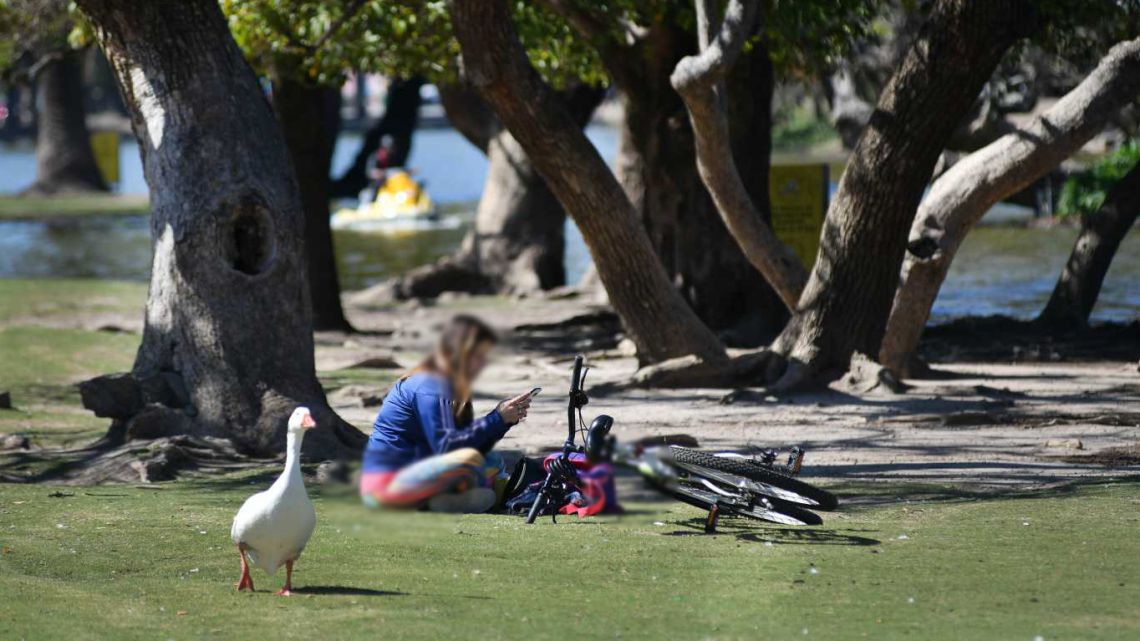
[0,325,139,446]
[0,278,146,325]
[0,476,1137,640]
[318,367,401,391]
[0,326,137,386]
[0,193,149,220]
[772,104,838,152]
[0,278,395,447]
[0,279,143,447]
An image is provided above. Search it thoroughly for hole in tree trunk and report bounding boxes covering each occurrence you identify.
[225,202,276,275]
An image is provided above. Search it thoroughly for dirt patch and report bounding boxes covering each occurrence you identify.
[333,295,1140,491]
[1054,443,1140,467]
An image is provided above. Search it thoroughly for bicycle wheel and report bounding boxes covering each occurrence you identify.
[648,479,823,526]
[664,446,838,511]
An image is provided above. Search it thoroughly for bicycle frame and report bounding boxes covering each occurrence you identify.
[525,355,587,524]
[522,354,821,530]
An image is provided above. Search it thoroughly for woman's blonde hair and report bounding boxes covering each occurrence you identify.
[403,315,498,422]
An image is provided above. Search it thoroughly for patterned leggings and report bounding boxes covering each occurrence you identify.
[360,448,503,509]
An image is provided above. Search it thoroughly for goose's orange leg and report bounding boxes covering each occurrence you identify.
[235,544,254,592]
[275,560,294,596]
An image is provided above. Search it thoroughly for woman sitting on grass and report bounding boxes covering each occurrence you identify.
[360,315,532,513]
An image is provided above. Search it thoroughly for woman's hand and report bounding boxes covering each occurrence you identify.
[497,392,533,425]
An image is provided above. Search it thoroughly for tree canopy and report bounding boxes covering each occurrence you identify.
[223,0,602,86]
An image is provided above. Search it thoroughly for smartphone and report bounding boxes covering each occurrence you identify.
[527,387,542,398]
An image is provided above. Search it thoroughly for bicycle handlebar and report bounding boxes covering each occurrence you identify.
[566,354,584,442]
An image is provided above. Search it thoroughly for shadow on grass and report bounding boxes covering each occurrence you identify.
[736,530,880,546]
[659,515,881,546]
[832,475,1140,508]
[292,586,407,597]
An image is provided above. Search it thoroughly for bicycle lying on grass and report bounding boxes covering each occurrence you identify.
[526,355,838,531]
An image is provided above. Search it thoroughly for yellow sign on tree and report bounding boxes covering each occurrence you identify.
[90,131,120,185]
[769,164,830,268]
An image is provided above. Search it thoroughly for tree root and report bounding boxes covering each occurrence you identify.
[600,348,908,397]
[594,350,816,393]
[833,352,911,395]
[78,371,365,460]
[348,258,494,307]
[0,434,270,485]
[512,310,624,354]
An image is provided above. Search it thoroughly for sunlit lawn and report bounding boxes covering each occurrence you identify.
[0,278,143,447]
[0,279,145,326]
[0,193,149,220]
[0,476,1137,640]
[0,323,139,448]
[0,278,388,449]
[2,279,1138,640]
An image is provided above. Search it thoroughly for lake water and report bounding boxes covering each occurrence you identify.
[1,128,1136,323]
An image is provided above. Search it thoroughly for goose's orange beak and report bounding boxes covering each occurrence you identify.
[301,413,317,429]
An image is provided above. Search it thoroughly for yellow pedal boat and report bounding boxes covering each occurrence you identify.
[331,170,437,231]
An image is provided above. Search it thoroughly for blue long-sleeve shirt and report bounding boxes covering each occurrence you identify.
[362,373,511,473]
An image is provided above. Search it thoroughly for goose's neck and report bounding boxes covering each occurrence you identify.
[281,431,304,484]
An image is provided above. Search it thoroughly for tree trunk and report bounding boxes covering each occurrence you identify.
[25,49,108,195]
[384,82,602,298]
[1037,162,1140,330]
[671,0,809,311]
[460,129,567,291]
[762,0,1035,387]
[330,75,424,198]
[76,0,363,458]
[880,37,1140,375]
[451,0,726,366]
[272,74,353,332]
[615,24,785,344]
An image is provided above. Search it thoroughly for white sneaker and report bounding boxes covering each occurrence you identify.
[427,487,496,513]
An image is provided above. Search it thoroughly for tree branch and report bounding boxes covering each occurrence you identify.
[536,0,643,91]
[670,0,808,309]
[880,36,1140,375]
[438,80,499,153]
[451,0,727,365]
[1038,162,1140,329]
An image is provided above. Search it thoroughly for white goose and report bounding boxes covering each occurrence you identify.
[231,406,317,596]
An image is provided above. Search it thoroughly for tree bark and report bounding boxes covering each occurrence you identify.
[330,75,424,198]
[459,128,568,292]
[1037,162,1140,330]
[880,37,1140,375]
[25,49,108,195]
[671,0,808,310]
[451,0,726,366]
[272,74,353,332]
[385,82,603,298]
[76,0,363,457]
[762,0,1035,387]
[613,23,785,344]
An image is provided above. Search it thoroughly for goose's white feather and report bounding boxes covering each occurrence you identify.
[230,408,316,575]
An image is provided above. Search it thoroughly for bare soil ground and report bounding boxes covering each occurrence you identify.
[331,295,1140,490]
[6,284,1137,489]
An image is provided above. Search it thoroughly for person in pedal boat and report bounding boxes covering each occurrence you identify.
[359,142,392,205]
[360,315,532,513]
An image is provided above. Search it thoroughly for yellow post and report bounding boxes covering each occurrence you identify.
[769,164,830,268]
[90,130,121,185]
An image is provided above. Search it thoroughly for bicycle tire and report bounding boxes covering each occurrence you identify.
[649,479,823,526]
[664,446,838,511]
